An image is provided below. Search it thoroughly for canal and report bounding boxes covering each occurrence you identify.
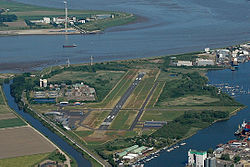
[2,82,91,167]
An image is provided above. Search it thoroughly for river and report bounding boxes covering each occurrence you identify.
[0,0,250,72]
[145,62,250,167]
[2,82,91,167]
[1,0,250,166]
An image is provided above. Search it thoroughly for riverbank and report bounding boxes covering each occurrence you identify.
[0,28,101,36]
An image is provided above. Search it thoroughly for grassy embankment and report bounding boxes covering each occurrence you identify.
[0,150,70,167]
[0,0,136,31]
[0,153,50,167]
[0,85,26,128]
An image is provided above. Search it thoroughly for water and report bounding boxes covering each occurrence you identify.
[1,0,250,72]
[146,62,250,167]
[2,82,91,167]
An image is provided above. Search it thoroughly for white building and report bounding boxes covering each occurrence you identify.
[30,20,44,23]
[78,19,86,24]
[40,79,48,88]
[204,48,210,53]
[53,17,66,24]
[196,58,215,66]
[177,61,193,66]
[188,149,207,167]
[43,17,51,24]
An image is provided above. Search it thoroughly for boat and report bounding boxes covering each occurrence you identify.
[63,44,77,48]
[180,142,186,146]
[234,121,247,136]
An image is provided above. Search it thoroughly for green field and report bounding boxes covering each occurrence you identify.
[141,110,186,121]
[0,105,11,114]
[110,110,138,130]
[78,13,136,31]
[141,106,240,122]
[0,86,6,105]
[0,86,13,114]
[49,70,125,83]
[75,130,94,138]
[92,110,111,128]
[87,70,137,108]
[161,95,220,106]
[0,153,51,167]
[30,104,57,114]
[0,118,26,129]
[146,81,165,108]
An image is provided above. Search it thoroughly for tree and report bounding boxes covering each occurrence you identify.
[221,154,230,161]
[234,155,240,163]
[207,148,214,154]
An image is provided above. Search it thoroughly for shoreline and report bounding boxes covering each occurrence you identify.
[133,105,246,166]
[0,28,102,36]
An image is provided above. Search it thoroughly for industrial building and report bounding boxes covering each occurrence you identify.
[177,61,193,66]
[143,121,167,128]
[196,58,215,66]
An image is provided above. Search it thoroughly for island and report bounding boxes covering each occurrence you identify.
[1,42,249,166]
[0,0,136,36]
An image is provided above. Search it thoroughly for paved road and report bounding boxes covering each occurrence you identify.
[99,73,145,130]
[129,82,158,130]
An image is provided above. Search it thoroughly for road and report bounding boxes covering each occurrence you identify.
[99,73,145,130]
[129,82,158,130]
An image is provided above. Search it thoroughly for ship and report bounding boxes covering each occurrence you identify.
[63,44,77,48]
[234,120,250,136]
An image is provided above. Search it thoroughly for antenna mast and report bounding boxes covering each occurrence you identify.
[64,1,68,33]
[67,58,70,67]
[90,56,93,66]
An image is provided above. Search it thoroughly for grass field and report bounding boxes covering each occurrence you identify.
[82,110,111,128]
[141,110,186,121]
[49,70,125,83]
[0,152,50,167]
[74,130,94,138]
[160,95,220,106]
[30,104,57,114]
[0,105,10,114]
[110,110,138,130]
[0,87,5,105]
[146,81,165,108]
[0,118,26,129]
[141,106,239,122]
[87,70,137,108]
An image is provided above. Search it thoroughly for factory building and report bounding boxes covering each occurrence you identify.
[177,61,193,66]
[196,59,215,66]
